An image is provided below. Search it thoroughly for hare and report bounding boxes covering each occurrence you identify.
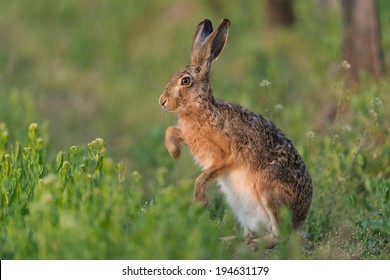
[159,19,312,248]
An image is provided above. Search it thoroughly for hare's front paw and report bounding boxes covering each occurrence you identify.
[165,126,182,160]
[193,189,209,207]
[166,141,181,160]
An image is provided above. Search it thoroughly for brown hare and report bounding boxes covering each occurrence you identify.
[159,18,312,248]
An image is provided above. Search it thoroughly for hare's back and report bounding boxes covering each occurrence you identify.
[215,100,295,166]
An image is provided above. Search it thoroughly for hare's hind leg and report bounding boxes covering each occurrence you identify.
[260,195,280,241]
[165,126,183,160]
[245,196,280,249]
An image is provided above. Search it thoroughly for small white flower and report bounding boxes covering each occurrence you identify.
[369,109,378,118]
[274,104,284,112]
[339,60,351,70]
[259,79,271,87]
[372,97,383,107]
[306,131,316,139]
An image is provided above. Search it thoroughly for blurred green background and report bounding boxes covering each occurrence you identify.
[1,0,390,259]
[0,0,345,158]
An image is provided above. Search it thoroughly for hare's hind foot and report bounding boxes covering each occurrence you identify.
[218,234,277,250]
[165,126,182,160]
[244,229,278,250]
[247,233,278,250]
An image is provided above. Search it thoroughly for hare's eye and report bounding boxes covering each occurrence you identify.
[181,76,191,86]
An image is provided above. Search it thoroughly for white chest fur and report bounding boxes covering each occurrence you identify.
[218,169,271,234]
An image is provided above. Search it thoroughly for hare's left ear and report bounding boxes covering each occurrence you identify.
[195,19,230,71]
[191,19,213,65]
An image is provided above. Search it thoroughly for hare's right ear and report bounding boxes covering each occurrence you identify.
[190,19,213,65]
[192,19,230,72]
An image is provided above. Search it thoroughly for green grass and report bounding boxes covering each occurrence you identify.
[1,0,390,259]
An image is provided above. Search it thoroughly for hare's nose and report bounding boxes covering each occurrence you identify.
[159,96,168,107]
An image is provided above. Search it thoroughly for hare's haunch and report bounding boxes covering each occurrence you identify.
[159,19,312,248]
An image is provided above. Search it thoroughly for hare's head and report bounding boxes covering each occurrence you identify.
[159,19,230,113]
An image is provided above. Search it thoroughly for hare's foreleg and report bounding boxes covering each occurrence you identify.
[165,126,183,160]
[193,163,232,206]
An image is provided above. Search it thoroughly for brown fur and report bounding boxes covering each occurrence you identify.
[159,19,312,247]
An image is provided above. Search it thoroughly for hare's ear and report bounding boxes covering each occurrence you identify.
[196,19,230,71]
[190,19,213,65]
